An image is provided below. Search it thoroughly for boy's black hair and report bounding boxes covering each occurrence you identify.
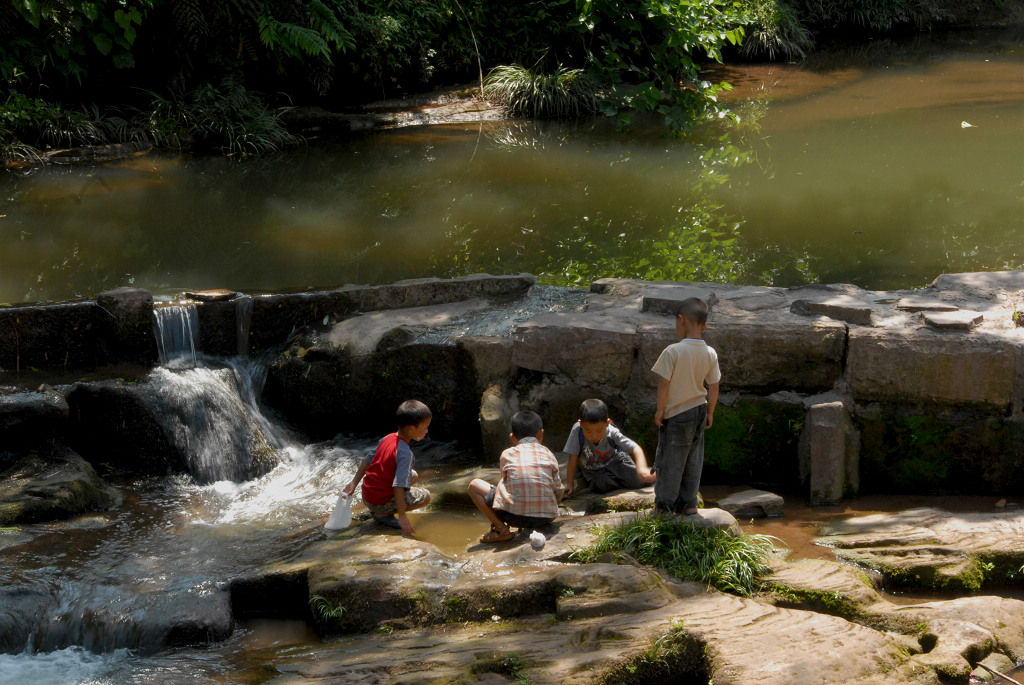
[677,297,709,325]
[510,410,543,440]
[396,399,432,427]
[579,398,609,423]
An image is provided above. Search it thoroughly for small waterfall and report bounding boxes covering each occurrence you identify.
[235,294,253,357]
[153,304,199,368]
[150,358,282,484]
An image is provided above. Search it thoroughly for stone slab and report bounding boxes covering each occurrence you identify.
[896,297,959,312]
[791,295,873,325]
[931,271,1024,295]
[711,489,785,518]
[512,311,637,386]
[636,318,846,393]
[922,309,983,330]
[846,328,1016,407]
[326,299,491,357]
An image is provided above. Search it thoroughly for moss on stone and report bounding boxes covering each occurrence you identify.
[702,399,804,488]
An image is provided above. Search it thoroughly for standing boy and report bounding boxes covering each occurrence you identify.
[651,297,721,515]
[563,398,655,496]
[342,400,432,535]
[468,410,564,543]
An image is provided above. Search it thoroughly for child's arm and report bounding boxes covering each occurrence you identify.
[342,460,369,496]
[706,382,719,429]
[394,486,413,535]
[564,451,579,496]
[632,445,655,483]
[551,458,565,502]
[655,377,670,426]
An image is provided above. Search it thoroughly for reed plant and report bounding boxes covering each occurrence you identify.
[740,0,814,60]
[139,83,301,156]
[570,513,781,596]
[484,64,599,120]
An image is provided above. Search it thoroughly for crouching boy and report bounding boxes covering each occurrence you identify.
[564,398,655,496]
[343,399,432,535]
[468,410,564,543]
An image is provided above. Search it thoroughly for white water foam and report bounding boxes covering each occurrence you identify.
[0,647,131,685]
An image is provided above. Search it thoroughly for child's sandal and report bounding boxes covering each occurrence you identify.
[480,525,515,543]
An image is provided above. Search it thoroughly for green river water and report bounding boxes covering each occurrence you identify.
[1,30,1023,305]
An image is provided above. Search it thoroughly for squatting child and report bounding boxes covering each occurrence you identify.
[468,410,564,543]
[563,398,655,496]
[342,399,432,535]
[651,297,721,515]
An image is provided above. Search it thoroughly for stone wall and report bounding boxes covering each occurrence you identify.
[3,271,1024,502]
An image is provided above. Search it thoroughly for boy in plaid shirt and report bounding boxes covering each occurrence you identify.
[468,410,564,543]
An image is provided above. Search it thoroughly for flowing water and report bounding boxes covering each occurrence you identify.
[3,29,1024,683]
[1,30,1023,304]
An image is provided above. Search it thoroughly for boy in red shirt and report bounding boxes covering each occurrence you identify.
[342,400,432,535]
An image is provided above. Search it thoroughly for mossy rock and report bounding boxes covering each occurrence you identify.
[702,397,804,488]
[0,449,119,524]
[857,406,1018,494]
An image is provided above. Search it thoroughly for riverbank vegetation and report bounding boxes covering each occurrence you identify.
[1,0,1019,162]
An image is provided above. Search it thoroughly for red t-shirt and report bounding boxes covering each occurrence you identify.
[360,433,414,506]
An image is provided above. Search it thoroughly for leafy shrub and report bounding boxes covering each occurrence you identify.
[570,513,781,596]
[740,0,815,60]
[140,83,301,156]
[484,64,599,119]
[574,0,748,134]
[796,0,948,31]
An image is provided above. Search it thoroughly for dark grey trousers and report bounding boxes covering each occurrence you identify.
[578,451,644,494]
[653,404,707,512]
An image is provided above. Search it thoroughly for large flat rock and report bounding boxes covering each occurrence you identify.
[846,329,1017,407]
[512,311,638,387]
[636,318,847,393]
[817,507,1024,591]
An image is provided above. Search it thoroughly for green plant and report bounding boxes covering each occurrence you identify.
[140,82,301,156]
[376,623,395,635]
[484,64,599,120]
[570,513,781,596]
[574,0,748,135]
[739,0,814,60]
[309,594,347,629]
[596,621,710,684]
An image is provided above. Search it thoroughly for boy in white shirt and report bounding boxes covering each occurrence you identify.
[651,297,721,515]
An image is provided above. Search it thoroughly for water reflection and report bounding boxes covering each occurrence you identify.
[1,30,1022,305]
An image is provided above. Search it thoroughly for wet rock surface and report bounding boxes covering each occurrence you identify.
[0,447,119,524]
[817,507,1024,591]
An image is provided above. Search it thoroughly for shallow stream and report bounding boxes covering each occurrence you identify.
[4,28,1024,684]
[1,30,1023,304]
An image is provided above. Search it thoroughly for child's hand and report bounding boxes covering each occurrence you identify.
[564,480,574,497]
[638,467,656,484]
[398,513,414,536]
[342,482,355,496]
[654,408,664,426]
[706,412,714,429]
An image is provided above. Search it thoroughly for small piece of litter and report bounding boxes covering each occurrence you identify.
[961,121,974,128]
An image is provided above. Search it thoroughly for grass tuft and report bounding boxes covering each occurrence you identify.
[484,64,599,120]
[570,513,781,596]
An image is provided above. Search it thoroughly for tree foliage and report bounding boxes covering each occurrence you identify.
[573,0,748,133]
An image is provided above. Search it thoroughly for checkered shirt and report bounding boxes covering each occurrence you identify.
[492,437,564,520]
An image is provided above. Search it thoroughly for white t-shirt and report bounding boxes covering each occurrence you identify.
[651,338,721,420]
